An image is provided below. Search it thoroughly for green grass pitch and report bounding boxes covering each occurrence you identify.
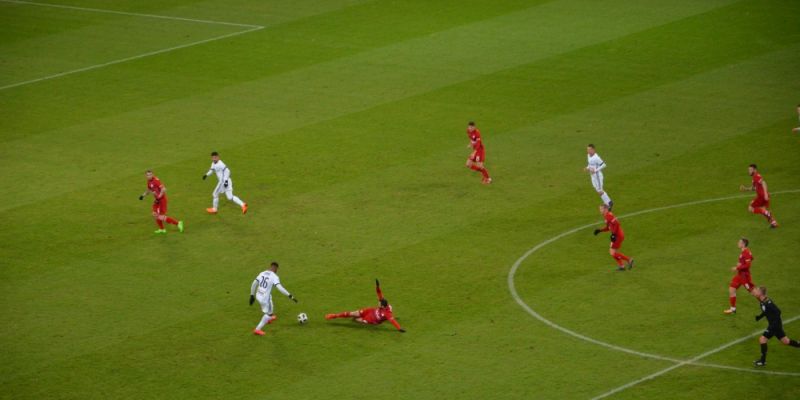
[1,0,799,398]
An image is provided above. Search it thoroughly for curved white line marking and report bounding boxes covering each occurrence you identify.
[508,190,800,379]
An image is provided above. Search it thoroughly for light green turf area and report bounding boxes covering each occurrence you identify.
[1,0,799,399]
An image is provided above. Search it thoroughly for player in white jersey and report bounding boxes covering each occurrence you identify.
[584,144,613,209]
[202,151,248,214]
[249,261,298,336]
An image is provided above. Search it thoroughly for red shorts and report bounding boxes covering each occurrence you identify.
[729,274,754,291]
[469,148,486,163]
[358,308,380,324]
[610,234,624,249]
[750,197,769,209]
[152,197,167,215]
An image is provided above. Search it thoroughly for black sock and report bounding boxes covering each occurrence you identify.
[790,339,800,348]
[760,343,768,361]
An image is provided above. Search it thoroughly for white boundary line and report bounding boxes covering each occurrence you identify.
[0,0,265,91]
[0,0,262,28]
[507,190,800,393]
[591,315,800,399]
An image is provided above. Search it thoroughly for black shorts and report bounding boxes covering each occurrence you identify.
[763,324,786,340]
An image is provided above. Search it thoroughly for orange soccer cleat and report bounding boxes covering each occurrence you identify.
[242,203,248,215]
[206,208,218,214]
[253,329,265,336]
[267,315,277,324]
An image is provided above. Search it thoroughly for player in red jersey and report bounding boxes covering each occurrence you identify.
[139,170,184,234]
[325,279,405,332]
[740,164,778,228]
[465,121,492,184]
[724,238,756,315]
[593,204,634,271]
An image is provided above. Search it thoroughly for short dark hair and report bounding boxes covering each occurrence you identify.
[749,163,757,169]
[741,238,749,247]
[270,261,279,268]
[211,151,219,156]
[759,286,767,295]
[588,144,595,149]
[468,121,475,126]
[380,299,389,307]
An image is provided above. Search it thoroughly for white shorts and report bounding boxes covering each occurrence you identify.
[256,294,274,315]
[213,179,234,196]
[590,172,604,191]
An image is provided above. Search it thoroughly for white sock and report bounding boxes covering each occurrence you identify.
[212,197,219,209]
[232,196,244,207]
[601,193,611,205]
[256,314,272,330]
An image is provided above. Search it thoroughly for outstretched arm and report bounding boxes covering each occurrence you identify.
[249,279,258,305]
[388,317,405,332]
[376,279,384,301]
[250,279,258,296]
[276,283,298,302]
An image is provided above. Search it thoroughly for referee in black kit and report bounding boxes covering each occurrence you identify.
[752,286,800,366]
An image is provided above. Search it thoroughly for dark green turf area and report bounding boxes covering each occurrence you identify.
[1,0,799,398]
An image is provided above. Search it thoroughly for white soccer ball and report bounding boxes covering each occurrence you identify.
[297,313,308,324]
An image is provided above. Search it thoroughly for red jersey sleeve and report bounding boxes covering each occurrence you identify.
[737,249,753,271]
[753,174,767,198]
[600,213,622,235]
[376,285,384,301]
[468,129,483,150]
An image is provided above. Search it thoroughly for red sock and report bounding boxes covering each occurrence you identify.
[729,296,736,308]
[156,220,164,229]
[480,167,490,179]
[336,312,351,318]
[612,254,624,267]
[470,165,481,172]
[165,217,178,225]
[616,253,630,262]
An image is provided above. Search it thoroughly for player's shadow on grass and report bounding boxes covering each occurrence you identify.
[323,321,398,333]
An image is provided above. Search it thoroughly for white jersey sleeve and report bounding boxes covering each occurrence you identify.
[212,160,229,182]
[587,154,606,172]
[275,281,291,297]
[206,162,214,177]
[252,270,291,297]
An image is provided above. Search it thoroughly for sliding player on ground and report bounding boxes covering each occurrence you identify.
[585,144,613,209]
[724,238,756,315]
[465,121,492,184]
[752,286,800,366]
[326,279,405,332]
[249,262,298,336]
[139,170,183,234]
[593,204,633,271]
[740,164,778,228]
[203,151,248,215]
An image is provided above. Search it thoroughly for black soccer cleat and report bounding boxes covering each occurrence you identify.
[753,360,766,367]
[626,259,635,270]
[616,267,626,272]
[608,201,614,211]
